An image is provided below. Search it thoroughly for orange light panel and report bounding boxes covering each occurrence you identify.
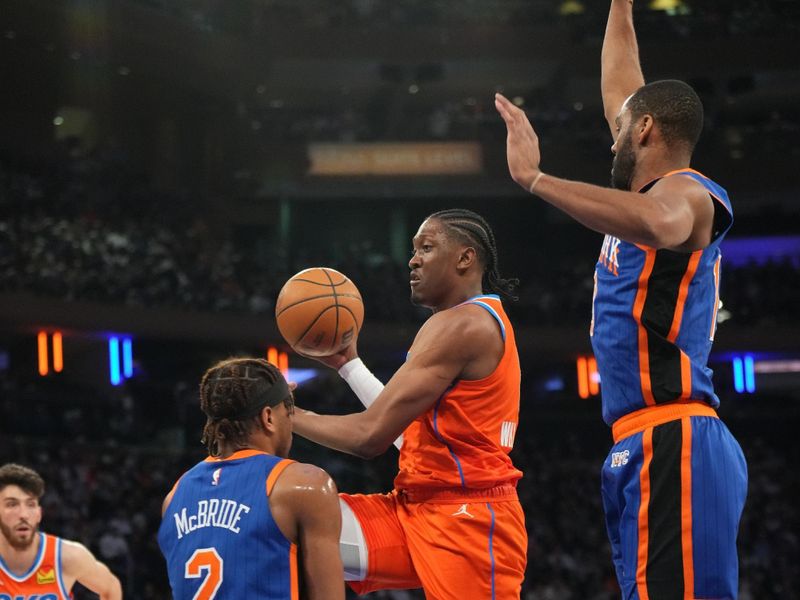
[267,347,279,367]
[588,356,599,396]
[577,356,589,399]
[52,332,63,373]
[278,352,289,376]
[37,332,49,376]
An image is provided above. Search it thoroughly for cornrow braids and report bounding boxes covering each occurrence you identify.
[199,357,288,456]
[428,208,519,301]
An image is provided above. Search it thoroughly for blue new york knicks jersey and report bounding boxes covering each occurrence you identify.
[591,169,733,425]
[158,450,298,600]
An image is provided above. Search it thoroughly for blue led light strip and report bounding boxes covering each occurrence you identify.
[744,355,755,393]
[109,337,121,386]
[122,338,133,379]
[732,357,744,393]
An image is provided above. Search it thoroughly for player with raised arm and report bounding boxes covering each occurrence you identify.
[294,209,527,599]
[0,463,123,600]
[495,1,747,598]
[158,358,344,600]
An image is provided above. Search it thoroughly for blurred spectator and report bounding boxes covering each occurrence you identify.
[2,154,798,327]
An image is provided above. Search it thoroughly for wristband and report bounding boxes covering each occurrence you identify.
[339,358,384,408]
[529,171,545,194]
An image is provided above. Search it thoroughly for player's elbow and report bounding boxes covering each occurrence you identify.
[353,439,390,460]
[98,574,123,600]
[352,428,392,459]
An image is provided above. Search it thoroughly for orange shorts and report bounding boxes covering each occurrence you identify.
[341,486,527,599]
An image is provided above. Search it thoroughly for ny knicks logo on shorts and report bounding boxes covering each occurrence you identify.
[610,450,630,468]
[0,595,60,600]
[599,235,622,276]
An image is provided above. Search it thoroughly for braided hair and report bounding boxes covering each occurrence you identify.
[199,357,288,457]
[428,208,519,301]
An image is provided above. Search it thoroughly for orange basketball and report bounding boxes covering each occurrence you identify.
[275,267,364,357]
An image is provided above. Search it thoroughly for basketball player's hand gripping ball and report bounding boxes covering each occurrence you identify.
[276,267,364,358]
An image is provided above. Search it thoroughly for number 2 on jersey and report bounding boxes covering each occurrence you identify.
[185,548,223,600]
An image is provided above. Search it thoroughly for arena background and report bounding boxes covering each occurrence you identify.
[1,1,799,598]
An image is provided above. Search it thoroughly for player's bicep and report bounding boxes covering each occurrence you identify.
[365,325,467,437]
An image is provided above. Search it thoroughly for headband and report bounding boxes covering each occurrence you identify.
[222,377,291,420]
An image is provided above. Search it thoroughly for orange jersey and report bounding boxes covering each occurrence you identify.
[0,533,71,599]
[395,295,523,490]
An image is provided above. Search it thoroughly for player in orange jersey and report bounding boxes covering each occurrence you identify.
[294,209,527,599]
[0,463,122,600]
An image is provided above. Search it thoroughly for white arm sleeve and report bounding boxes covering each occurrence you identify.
[338,358,402,450]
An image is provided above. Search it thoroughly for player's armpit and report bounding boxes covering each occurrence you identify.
[61,540,123,600]
[271,463,345,600]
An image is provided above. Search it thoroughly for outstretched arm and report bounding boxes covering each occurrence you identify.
[602,0,645,138]
[494,94,713,251]
[293,307,497,459]
[293,343,402,449]
[62,541,123,600]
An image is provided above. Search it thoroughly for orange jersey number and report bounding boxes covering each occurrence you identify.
[184,548,224,600]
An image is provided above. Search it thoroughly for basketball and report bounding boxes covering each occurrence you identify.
[275,267,364,357]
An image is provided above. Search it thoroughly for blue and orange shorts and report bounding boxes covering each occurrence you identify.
[602,402,748,600]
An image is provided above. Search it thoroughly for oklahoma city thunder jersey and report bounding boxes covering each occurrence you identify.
[591,168,733,425]
[395,294,523,490]
[0,533,70,600]
[158,450,298,600]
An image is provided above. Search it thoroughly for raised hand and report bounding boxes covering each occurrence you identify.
[494,93,542,192]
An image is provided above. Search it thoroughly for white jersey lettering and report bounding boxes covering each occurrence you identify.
[174,499,251,539]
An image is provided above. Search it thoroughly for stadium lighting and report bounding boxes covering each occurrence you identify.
[52,332,63,373]
[588,357,600,396]
[560,1,585,15]
[122,338,133,379]
[732,357,744,393]
[744,355,756,393]
[267,347,289,377]
[109,337,121,386]
[37,332,49,376]
[577,356,601,399]
[649,0,689,15]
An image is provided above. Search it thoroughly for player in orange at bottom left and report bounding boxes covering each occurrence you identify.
[0,463,123,600]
